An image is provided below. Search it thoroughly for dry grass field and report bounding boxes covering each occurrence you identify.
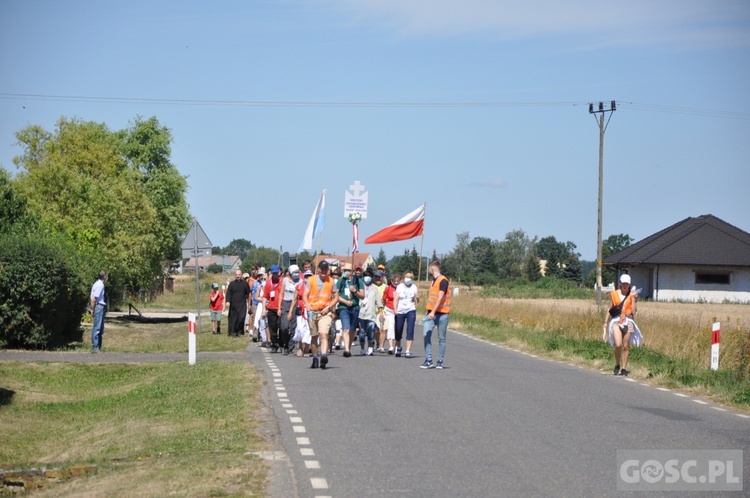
[438,286,750,408]
[450,292,750,373]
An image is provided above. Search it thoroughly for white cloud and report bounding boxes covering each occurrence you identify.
[468,178,507,189]
[317,0,750,48]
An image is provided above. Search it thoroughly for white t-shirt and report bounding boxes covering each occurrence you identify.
[282,277,296,301]
[395,283,418,314]
[90,279,106,305]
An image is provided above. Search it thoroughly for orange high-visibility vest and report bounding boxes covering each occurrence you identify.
[427,274,451,314]
[308,276,334,311]
[610,290,634,316]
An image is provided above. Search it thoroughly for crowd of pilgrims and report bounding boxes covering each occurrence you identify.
[210,259,422,369]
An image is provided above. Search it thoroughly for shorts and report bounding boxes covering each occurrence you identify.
[338,307,360,331]
[309,311,333,338]
[210,310,222,322]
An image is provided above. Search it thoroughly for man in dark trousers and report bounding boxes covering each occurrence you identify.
[224,269,250,337]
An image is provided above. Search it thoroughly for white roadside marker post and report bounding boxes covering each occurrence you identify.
[710,322,720,371]
[189,312,197,365]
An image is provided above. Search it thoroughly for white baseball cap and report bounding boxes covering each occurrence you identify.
[620,274,631,284]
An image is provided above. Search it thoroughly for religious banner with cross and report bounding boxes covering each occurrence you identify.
[344,180,368,219]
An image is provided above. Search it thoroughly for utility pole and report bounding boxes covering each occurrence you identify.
[589,100,616,305]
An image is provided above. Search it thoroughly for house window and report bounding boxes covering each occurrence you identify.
[695,272,730,285]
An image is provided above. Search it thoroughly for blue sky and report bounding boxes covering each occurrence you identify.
[1,0,748,261]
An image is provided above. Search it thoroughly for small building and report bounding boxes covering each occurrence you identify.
[181,255,242,274]
[604,214,750,303]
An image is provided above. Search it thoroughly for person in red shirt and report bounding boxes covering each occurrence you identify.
[209,283,225,334]
[263,265,283,353]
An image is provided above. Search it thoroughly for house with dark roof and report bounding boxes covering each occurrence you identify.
[603,215,750,303]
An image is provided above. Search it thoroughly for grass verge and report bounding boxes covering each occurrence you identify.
[74,317,252,353]
[0,361,268,496]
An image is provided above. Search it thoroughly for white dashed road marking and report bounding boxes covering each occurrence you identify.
[264,353,333,495]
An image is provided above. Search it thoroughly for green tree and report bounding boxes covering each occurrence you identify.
[524,250,542,282]
[375,248,388,268]
[247,246,281,269]
[469,236,496,275]
[296,250,314,266]
[601,233,633,286]
[561,253,583,283]
[12,116,190,301]
[444,232,474,283]
[536,235,582,283]
[0,169,30,234]
[122,116,190,261]
[220,238,255,260]
[495,229,535,279]
[394,247,419,276]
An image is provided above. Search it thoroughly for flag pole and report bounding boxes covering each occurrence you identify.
[418,202,426,282]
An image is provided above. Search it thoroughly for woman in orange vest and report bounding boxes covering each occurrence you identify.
[604,273,643,376]
[421,260,452,370]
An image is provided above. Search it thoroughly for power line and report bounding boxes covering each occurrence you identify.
[0,93,581,108]
[1,93,747,119]
[617,101,750,120]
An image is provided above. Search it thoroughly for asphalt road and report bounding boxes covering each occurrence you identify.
[252,325,750,497]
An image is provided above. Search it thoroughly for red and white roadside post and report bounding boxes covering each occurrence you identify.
[188,312,197,365]
[710,322,720,371]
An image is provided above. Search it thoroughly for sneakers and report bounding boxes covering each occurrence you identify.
[377,347,386,354]
[619,368,629,377]
[343,351,351,358]
[405,350,411,358]
[360,349,366,356]
[613,364,621,375]
[420,360,435,369]
[436,360,444,369]
[367,347,374,356]
[311,357,319,369]
[320,355,328,370]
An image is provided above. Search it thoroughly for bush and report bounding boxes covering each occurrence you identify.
[206,263,223,274]
[474,272,501,287]
[0,233,88,349]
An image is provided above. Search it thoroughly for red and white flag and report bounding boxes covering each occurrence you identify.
[365,204,425,244]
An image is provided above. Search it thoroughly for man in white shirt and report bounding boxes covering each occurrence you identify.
[89,270,108,352]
